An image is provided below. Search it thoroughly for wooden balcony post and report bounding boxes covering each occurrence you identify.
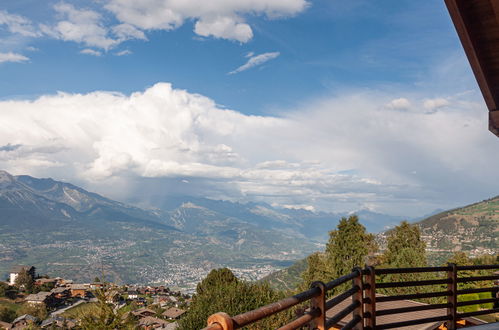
[352,267,364,330]
[365,266,376,330]
[310,281,326,330]
[447,263,457,330]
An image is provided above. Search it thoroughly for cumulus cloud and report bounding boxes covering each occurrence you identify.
[386,97,411,110]
[40,3,119,50]
[105,0,309,42]
[80,49,102,56]
[0,82,497,216]
[0,52,29,63]
[0,10,40,37]
[229,52,280,74]
[423,98,450,112]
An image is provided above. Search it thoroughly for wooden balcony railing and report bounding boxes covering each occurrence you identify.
[202,264,499,330]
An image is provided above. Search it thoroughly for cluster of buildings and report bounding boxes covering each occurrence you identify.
[1,265,190,329]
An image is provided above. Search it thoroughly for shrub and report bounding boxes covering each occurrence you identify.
[478,292,494,309]
[457,293,479,313]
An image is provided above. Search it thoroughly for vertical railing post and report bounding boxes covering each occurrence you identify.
[447,263,457,330]
[352,267,364,330]
[365,266,376,330]
[310,281,326,330]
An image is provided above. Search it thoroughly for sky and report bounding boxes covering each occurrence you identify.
[0,0,498,217]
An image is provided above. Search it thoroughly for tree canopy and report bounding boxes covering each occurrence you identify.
[300,215,376,292]
[179,268,293,330]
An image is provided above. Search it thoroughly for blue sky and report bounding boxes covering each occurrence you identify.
[0,0,498,217]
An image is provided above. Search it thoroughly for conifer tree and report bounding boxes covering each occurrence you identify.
[380,221,428,296]
[300,215,376,292]
[179,268,293,330]
[383,220,426,268]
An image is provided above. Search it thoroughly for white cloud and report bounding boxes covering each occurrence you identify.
[0,82,497,216]
[80,49,102,56]
[0,52,29,63]
[105,0,309,42]
[112,23,147,41]
[0,10,40,37]
[115,49,132,56]
[386,97,411,110]
[423,98,450,111]
[229,52,280,74]
[40,3,119,50]
[194,16,252,43]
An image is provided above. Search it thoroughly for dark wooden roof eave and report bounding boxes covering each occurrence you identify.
[444,0,499,137]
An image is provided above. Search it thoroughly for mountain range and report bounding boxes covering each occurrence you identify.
[0,171,410,287]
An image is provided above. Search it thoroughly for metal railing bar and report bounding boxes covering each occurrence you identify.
[374,315,451,330]
[231,286,321,327]
[456,275,499,282]
[376,278,451,288]
[325,270,361,291]
[325,286,359,310]
[457,307,499,318]
[456,264,499,271]
[276,308,320,330]
[375,266,451,274]
[325,300,360,328]
[456,298,497,307]
[457,287,499,295]
[375,290,452,302]
[375,303,451,316]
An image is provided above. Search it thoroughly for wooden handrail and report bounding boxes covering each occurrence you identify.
[202,264,499,330]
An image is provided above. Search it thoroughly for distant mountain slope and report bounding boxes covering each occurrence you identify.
[0,171,316,287]
[263,196,498,289]
[418,196,498,254]
[260,258,307,291]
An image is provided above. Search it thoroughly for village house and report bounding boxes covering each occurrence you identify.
[9,265,35,285]
[24,291,57,307]
[162,307,186,320]
[137,316,170,329]
[69,284,88,298]
[34,278,57,287]
[132,307,157,318]
[40,316,77,329]
[128,290,139,299]
[50,286,70,300]
[0,321,11,330]
[10,314,38,329]
[90,282,105,290]
[105,290,121,304]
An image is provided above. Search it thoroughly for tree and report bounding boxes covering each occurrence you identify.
[299,215,376,293]
[78,288,134,330]
[299,252,330,291]
[0,306,16,323]
[15,269,34,293]
[18,302,47,320]
[0,282,8,297]
[383,221,426,268]
[178,268,294,330]
[326,215,376,280]
[380,221,428,296]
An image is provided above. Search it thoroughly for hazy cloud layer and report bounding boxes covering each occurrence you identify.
[0,82,496,216]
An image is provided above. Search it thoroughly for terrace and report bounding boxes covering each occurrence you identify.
[202,264,498,330]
